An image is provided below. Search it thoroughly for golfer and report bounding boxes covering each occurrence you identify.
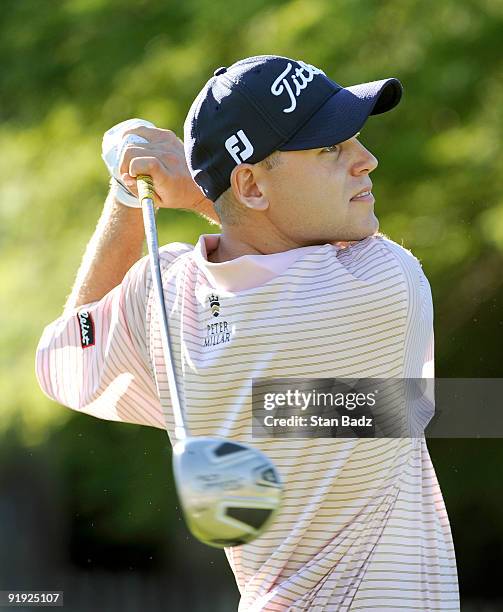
[36,55,459,610]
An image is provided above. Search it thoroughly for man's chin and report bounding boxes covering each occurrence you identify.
[330,219,379,244]
[355,216,379,240]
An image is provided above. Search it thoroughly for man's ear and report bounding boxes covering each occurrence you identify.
[230,164,269,211]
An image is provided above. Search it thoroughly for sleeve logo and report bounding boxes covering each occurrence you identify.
[77,310,95,348]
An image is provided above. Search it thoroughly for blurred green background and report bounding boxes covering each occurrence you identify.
[1,0,502,609]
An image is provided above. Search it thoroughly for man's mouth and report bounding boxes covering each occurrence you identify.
[350,190,374,202]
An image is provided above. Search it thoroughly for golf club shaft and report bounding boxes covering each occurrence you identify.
[137,175,188,441]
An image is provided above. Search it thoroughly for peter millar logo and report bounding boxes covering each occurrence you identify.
[208,293,220,317]
[270,61,325,114]
[225,129,254,164]
[204,293,232,348]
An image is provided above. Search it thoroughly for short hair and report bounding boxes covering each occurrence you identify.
[258,150,283,171]
[213,188,242,225]
[213,151,283,224]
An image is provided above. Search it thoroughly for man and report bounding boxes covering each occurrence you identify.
[35,55,459,610]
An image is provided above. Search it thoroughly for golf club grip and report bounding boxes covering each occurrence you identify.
[137,175,189,441]
[137,174,155,205]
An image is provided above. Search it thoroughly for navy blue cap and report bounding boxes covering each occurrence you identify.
[184,55,403,202]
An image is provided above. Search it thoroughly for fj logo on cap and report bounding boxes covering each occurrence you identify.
[271,61,325,114]
[225,130,254,164]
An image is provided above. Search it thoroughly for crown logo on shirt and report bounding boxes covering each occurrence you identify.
[208,294,220,317]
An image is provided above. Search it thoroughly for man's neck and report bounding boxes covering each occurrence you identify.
[207,236,262,263]
[207,235,362,263]
[205,224,362,263]
[207,230,300,263]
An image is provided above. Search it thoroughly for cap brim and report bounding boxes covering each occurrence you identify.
[278,78,403,151]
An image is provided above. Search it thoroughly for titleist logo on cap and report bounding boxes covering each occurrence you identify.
[270,61,325,114]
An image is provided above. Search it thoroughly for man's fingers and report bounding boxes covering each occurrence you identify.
[112,125,193,209]
[121,158,163,203]
[120,173,138,195]
[119,144,177,178]
[128,156,165,180]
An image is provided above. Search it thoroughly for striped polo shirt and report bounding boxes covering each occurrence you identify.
[35,233,459,611]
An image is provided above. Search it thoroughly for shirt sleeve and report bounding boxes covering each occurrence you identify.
[375,234,435,378]
[34,255,167,429]
[370,236,436,434]
[419,270,435,378]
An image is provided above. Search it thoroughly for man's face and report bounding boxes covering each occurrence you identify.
[257,134,379,245]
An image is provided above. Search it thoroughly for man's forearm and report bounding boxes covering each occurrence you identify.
[63,194,149,315]
[62,182,219,317]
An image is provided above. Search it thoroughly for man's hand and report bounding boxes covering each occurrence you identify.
[118,125,212,214]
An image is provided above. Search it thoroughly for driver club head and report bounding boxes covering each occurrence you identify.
[172,437,283,548]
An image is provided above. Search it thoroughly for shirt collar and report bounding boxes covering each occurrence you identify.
[192,234,336,292]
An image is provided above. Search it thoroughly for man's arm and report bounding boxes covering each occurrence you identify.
[63,124,219,315]
[36,123,214,427]
[63,193,218,316]
[63,193,147,315]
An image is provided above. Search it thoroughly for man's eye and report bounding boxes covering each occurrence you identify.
[322,144,340,153]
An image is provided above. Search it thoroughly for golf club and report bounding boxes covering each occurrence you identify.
[136,175,283,548]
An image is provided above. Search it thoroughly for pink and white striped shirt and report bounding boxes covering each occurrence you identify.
[35,233,459,611]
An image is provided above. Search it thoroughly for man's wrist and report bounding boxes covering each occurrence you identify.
[108,185,160,214]
[109,176,140,207]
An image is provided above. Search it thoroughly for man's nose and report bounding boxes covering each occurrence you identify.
[353,141,378,174]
